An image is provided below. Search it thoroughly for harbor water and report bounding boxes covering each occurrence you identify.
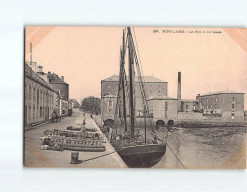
[154,127,246,168]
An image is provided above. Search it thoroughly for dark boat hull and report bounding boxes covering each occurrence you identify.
[117,144,166,168]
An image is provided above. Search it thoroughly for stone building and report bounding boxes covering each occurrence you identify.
[24,64,58,127]
[181,99,201,112]
[47,73,69,101]
[38,71,69,117]
[147,96,178,126]
[101,94,117,127]
[101,75,168,126]
[61,98,69,116]
[196,90,245,121]
[69,99,80,108]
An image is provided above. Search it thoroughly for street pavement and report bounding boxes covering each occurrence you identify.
[24,109,127,168]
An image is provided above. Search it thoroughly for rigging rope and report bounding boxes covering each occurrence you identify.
[78,150,118,164]
[129,28,154,131]
[166,142,186,169]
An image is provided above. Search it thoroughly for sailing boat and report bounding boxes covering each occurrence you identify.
[110,27,167,168]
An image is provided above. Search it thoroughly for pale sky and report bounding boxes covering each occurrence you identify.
[25,27,247,108]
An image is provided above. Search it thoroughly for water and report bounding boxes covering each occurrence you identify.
[154,127,246,169]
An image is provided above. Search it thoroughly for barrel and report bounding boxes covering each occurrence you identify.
[70,152,79,164]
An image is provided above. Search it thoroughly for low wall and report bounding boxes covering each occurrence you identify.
[176,121,246,128]
[177,112,246,127]
[99,112,247,129]
[178,112,207,120]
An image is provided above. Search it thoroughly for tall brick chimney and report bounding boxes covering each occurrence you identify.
[177,72,181,112]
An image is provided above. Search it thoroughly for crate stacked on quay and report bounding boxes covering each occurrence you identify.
[40,128,105,152]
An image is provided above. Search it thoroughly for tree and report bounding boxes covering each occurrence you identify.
[81,96,101,114]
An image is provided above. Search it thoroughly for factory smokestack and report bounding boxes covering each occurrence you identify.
[177,72,181,112]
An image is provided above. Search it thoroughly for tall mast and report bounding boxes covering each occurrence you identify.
[129,28,154,135]
[144,105,147,144]
[121,29,128,132]
[127,27,135,139]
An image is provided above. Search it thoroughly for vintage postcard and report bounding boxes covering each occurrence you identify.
[24,26,246,168]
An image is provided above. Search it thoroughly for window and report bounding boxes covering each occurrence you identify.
[29,85,32,100]
[158,85,161,91]
[33,88,36,101]
[215,97,217,102]
[37,89,39,106]
[207,98,208,102]
[29,106,31,119]
[232,97,235,102]
[158,91,161,96]
[186,105,188,109]
[40,107,42,117]
[231,111,235,116]
[232,104,234,109]
[165,101,168,111]
[109,100,112,107]
[211,105,213,109]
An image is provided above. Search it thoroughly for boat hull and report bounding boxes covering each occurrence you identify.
[117,144,166,168]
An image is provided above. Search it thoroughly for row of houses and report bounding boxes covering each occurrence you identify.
[24,62,71,128]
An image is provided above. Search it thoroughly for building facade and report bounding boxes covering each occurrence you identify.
[196,90,245,121]
[38,71,69,117]
[25,62,70,128]
[147,96,178,126]
[47,73,69,100]
[25,64,58,127]
[181,99,201,112]
[101,75,168,126]
[69,99,80,108]
[101,94,117,126]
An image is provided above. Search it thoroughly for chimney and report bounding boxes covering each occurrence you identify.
[61,76,64,81]
[37,65,43,73]
[196,94,200,100]
[177,72,182,112]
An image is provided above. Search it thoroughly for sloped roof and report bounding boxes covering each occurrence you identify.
[200,90,245,96]
[147,95,177,101]
[102,75,166,83]
[25,63,54,91]
[48,74,68,84]
[182,99,199,102]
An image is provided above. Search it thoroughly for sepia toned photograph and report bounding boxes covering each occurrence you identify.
[24,26,246,168]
